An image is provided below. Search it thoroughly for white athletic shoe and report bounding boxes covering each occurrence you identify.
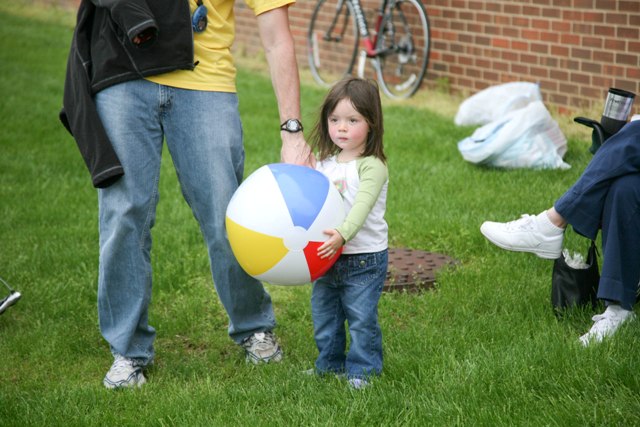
[579,305,636,346]
[480,212,564,259]
[0,291,21,315]
[348,378,370,390]
[103,355,147,389]
[241,331,283,364]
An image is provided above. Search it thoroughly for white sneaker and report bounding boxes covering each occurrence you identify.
[0,291,21,315]
[103,355,147,389]
[241,331,283,364]
[348,378,370,390]
[579,305,635,346]
[480,212,564,259]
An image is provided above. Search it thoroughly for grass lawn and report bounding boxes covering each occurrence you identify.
[1,1,639,425]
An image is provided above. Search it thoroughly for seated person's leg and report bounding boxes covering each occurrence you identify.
[481,121,640,256]
[579,173,640,346]
[598,173,640,309]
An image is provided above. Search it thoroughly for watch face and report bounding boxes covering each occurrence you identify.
[283,119,302,132]
[287,120,300,131]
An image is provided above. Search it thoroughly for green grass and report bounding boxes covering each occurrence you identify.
[1,2,640,426]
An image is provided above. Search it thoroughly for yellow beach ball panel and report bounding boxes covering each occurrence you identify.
[225,217,289,276]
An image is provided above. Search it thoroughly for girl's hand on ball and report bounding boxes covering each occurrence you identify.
[318,229,345,259]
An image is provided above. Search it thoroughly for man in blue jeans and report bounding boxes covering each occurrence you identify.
[481,117,640,346]
[62,0,313,389]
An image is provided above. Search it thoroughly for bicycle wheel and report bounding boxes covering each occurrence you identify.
[374,0,430,99]
[308,0,360,87]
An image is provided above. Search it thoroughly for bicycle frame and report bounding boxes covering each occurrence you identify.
[309,0,430,98]
[339,0,390,58]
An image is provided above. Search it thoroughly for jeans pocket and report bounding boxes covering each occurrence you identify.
[345,252,387,288]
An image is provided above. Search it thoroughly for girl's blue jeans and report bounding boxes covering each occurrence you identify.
[94,80,276,363]
[311,249,388,379]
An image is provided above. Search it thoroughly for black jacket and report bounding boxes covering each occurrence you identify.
[60,0,195,188]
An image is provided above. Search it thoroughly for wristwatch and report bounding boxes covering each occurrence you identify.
[280,119,304,133]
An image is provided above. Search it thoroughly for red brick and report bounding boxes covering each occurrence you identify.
[627,68,640,79]
[581,86,601,99]
[562,10,583,21]
[615,53,638,66]
[594,25,615,37]
[503,28,520,38]
[551,45,570,56]
[482,70,499,81]
[617,27,640,39]
[605,13,628,25]
[503,4,521,14]
[541,8,560,19]
[602,65,625,77]
[573,0,596,7]
[593,51,615,63]
[571,48,592,60]
[531,43,549,54]
[618,1,640,12]
[571,73,591,85]
[511,63,528,74]
[512,17,530,27]
[539,79,558,92]
[551,21,571,32]
[572,23,594,35]
[485,2,501,12]
[520,54,539,65]
[540,32,559,43]
[529,66,549,78]
[581,62,602,74]
[501,51,518,62]
[550,70,569,81]
[540,56,558,67]
[522,6,541,16]
[582,36,603,48]
[511,41,529,51]
[492,38,510,49]
[560,34,581,45]
[531,19,550,30]
[604,39,626,50]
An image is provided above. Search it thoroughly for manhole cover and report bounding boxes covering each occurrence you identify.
[384,248,457,292]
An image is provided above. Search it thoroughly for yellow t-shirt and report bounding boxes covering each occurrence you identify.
[147,0,293,92]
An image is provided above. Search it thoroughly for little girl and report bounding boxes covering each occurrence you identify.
[310,77,389,389]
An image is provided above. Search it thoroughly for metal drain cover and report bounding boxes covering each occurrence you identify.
[384,248,457,292]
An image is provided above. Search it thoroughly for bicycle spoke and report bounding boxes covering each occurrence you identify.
[307,0,360,87]
[375,0,430,99]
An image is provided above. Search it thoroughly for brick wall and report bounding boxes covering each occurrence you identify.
[54,0,639,113]
[235,0,640,114]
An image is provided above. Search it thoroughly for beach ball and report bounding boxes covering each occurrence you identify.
[225,163,346,285]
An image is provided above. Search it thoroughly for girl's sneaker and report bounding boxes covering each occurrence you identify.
[348,378,370,390]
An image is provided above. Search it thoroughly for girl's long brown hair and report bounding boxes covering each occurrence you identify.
[310,77,386,163]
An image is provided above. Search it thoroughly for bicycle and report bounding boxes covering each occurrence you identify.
[307,0,430,99]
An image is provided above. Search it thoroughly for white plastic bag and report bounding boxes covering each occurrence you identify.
[454,82,542,126]
[457,100,570,170]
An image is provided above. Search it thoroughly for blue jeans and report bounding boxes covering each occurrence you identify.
[311,249,388,379]
[95,80,275,363]
[555,121,640,310]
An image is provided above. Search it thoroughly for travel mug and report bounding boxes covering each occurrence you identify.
[600,88,635,137]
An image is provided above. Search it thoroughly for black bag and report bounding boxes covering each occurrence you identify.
[551,240,600,314]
